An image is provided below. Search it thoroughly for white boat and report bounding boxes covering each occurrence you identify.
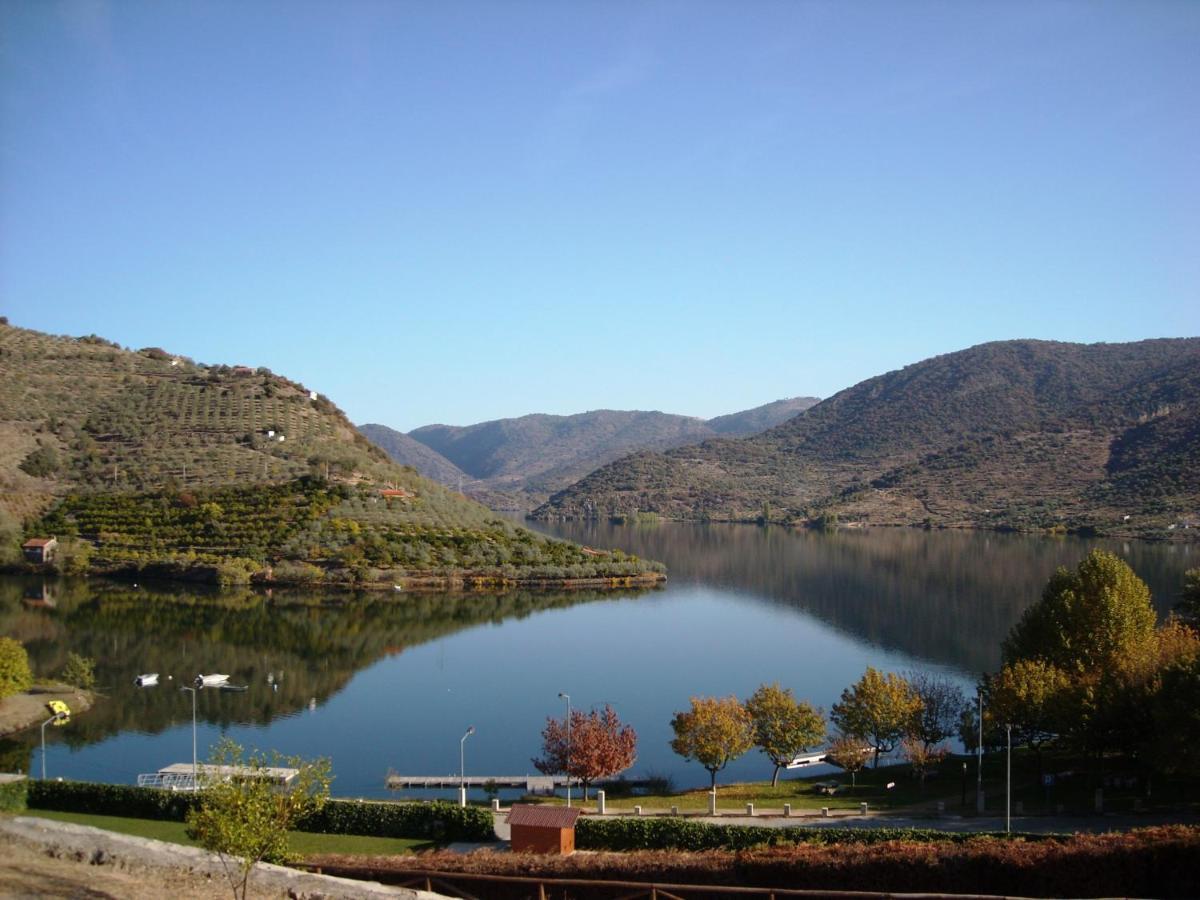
[195,674,230,689]
[135,673,159,687]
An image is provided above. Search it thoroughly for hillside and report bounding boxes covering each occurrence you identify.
[366,397,819,508]
[533,339,1200,539]
[0,322,663,586]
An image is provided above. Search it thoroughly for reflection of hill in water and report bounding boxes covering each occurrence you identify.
[0,577,637,755]
[531,521,1194,674]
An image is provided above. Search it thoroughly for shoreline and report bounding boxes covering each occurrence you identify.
[0,684,95,740]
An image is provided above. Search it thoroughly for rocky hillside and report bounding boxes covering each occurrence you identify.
[363,397,819,508]
[0,322,663,585]
[534,339,1200,539]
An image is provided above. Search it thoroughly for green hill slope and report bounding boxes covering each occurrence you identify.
[534,339,1200,538]
[0,323,663,586]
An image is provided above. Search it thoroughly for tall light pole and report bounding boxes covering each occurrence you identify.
[558,692,571,808]
[181,685,198,785]
[1005,723,1012,834]
[976,687,983,812]
[40,712,66,780]
[459,726,474,809]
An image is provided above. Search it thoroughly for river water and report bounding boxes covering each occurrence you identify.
[2,524,1193,797]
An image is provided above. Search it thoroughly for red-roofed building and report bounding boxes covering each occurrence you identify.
[22,537,57,564]
[507,804,581,855]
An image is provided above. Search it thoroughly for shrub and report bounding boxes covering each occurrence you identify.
[59,653,96,690]
[0,637,34,699]
[25,780,493,841]
[19,446,60,478]
[0,778,27,812]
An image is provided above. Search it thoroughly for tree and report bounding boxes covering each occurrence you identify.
[901,736,949,790]
[185,738,331,900]
[745,683,825,787]
[825,734,870,792]
[1003,550,1157,674]
[669,696,754,794]
[903,671,965,751]
[984,659,1070,775]
[830,668,922,768]
[0,637,33,700]
[1147,652,1200,775]
[532,704,637,800]
[59,653,95,690]
[1178,568,1200,624]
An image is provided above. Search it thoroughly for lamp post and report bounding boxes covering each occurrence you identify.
[459,726,474,808]
[976,687,983,812]
[40,713,66,780]
[181,685,199,786]
[1005,723,1012,834]
[558,692,571,807]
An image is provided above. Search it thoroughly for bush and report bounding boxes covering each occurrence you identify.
[0,778,27,812]
[0,637,33,699]
[25,780,493,841]
[574,817,1045,852]
[19,446,60,478]
[59,653,96,690]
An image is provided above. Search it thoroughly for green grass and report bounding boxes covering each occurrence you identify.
[21,809,435,855]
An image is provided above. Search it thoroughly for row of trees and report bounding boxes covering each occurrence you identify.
[524,555,1197,802]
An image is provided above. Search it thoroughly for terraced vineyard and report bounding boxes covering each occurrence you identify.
[0,323,664,586]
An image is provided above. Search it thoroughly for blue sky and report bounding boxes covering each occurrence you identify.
[2,1,1197,431]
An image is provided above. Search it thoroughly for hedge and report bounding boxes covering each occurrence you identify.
[574,816,1053,852]
[26,780,493,842]
[0,778,27,812]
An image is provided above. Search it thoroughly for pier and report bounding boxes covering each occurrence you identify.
[386,774,567,793]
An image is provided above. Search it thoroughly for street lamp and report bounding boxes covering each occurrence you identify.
[180,685,199,786]
[1005,723,1012,834]
[976,687,984,812]
[459,726,475,809]
[558,692,571,808]
[40,712,67,780]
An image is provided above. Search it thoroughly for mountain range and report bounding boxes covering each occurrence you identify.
[533,339,1200,538]
[359,397,819,508]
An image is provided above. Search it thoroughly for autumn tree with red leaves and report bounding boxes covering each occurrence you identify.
[532,704,637,800]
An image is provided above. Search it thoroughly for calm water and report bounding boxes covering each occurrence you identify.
[2,524,1194,797]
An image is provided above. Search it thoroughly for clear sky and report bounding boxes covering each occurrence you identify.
[2,1,1197,431]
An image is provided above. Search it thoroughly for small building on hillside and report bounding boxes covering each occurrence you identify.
[507,804,581,855]
[22,537,57,564]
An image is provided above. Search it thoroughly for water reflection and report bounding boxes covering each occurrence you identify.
[525,520,1195,674]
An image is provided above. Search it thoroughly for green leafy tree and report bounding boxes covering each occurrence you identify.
[1147,652,1200,775]
[59,652,95,690]
[825,734,870,792]
[984,659,1070,775]
[745,683,825,787]
[1003,550,1157,673]
[19,445,60,478]
[830,667,922,768]
[185,738,332,900]
[0,637,34,699]
[669,696,755,795]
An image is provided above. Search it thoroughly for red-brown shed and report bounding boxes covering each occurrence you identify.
[507,804,581,855]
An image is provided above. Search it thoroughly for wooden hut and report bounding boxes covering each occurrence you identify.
[507,804,581,855]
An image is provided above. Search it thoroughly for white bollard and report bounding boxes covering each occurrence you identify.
[821,807,830,817]
[597,790,606,815]
[458,786,467,808]
[783,803,792,818]
[634,805,642,816]
[491,798,500,812]
[746,803,754,816]
[859,802,868,815]
[670,805,679,816]
[708,790,717,816]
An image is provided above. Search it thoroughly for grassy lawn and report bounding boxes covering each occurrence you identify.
[22,809,435,856]
[522,752,1200,817]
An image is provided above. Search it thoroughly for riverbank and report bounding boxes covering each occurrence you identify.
[0,683,94,739]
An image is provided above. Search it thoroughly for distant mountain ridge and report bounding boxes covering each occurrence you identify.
[360,397,819,508]
[532,339,1200,539]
